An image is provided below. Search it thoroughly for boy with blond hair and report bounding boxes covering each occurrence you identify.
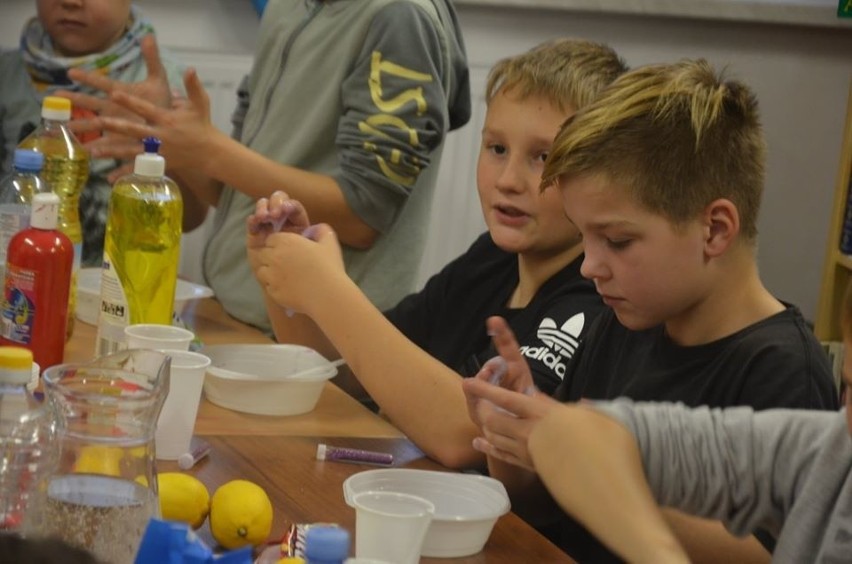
[462,59,838,561]
[246,39,625,469]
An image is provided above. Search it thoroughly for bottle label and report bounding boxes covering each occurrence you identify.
[0,206,30,278]
[1,265,36,344]
[95,256,129,356]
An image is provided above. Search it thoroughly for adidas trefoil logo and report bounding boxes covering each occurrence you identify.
[519,313,585,380]
[538,313,584,357]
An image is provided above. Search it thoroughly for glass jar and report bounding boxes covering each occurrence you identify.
[41,349,170,564]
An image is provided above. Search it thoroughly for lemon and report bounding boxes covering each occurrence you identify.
[158,472,211,529]
[73,445,123,476]
[210,479,273,549]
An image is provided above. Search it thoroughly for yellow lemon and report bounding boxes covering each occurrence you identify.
[73,445,123,476]
[210,479,273,549]
[158,472,210,529]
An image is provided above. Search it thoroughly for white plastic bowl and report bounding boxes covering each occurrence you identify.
[202,344,337,416]
[343,468,510,558]
[75,267,214,325]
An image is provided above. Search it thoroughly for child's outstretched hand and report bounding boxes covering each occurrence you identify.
[57,35,174,176]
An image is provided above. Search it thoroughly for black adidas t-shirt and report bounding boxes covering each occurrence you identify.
[384,232,604,395]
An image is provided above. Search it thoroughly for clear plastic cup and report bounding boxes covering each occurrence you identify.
[352,491,434,564]
[154,350,210,460]
[124,324,194,351]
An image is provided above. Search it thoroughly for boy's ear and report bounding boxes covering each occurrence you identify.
[702,198,740,257]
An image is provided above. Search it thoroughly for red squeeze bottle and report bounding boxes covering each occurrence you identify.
[0,192,73,370]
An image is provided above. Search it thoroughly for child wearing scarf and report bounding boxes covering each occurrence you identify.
[0,0,185,266]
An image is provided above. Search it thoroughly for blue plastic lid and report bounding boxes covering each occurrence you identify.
[304,526,350,562]
[143,137,161,154]
[13,149,43,172]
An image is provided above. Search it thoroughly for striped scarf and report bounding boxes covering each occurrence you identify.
[20,6,154,96]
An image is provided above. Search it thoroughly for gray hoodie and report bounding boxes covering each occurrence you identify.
[203,0,471,333]
[597,399,852,563]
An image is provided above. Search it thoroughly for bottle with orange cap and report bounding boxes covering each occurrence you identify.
[17,96,88,340]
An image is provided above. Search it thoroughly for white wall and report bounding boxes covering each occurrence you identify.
[3,0,851,320]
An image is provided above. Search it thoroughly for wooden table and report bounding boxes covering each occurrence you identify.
[65,298,571,562]
[66,299,403,439]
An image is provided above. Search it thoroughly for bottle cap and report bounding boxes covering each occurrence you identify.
[0,347,34,385]
[134,137,166,177]
[304,526,350,561]
[30,192,60,230]
[13,149,44,172]
[41,96,72,122]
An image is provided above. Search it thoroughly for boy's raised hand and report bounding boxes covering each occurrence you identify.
[57,35,174,171]
[462,316,556,470]
[463,377,558,471]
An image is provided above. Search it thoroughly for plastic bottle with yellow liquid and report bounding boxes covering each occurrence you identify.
[95,138,182,356]
[17,96,88,340]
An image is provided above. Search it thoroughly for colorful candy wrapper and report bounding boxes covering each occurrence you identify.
[281,522,343,558]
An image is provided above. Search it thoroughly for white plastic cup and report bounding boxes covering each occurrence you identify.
[155,350,211,460]
[352,491,434,564]
[124,324,194,351]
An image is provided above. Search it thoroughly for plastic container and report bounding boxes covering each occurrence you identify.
[0,149,48,284]
[75,267,213,326]
[18,96,88,340]
[0,346,55,535]
[96,137,183,355]
[342,468,510,558]
[0,193,74,370]
[202,344,338,416]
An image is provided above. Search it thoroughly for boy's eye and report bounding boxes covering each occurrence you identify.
[488,144,507,156]
[537,152,549,164]
[606,238,631,250]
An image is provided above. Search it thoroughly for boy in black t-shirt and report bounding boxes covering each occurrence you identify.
[462,59,837,562]
[245,40,626,470]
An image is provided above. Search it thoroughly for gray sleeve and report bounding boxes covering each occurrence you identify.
[593,400,827,538]
[333,1,456,233]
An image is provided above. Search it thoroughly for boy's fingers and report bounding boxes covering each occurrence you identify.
[67,117,104,135]
[140,35,166,82]
[487,317,525,364]
[68,67,116,95]
[55,90,107,113]
[463,378,538,419]
[110,91,161,124]
[183,69,210,114]
[306,223,337,245]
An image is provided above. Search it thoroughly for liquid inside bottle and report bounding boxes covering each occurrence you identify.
[0,347,54,535]
[0,149,49,285]
[17,96,88,340]
[97,138,182,355]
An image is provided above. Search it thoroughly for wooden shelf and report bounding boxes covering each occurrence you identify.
[815,81,852,341]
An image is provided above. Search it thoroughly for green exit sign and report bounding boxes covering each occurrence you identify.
[840,0,852,18]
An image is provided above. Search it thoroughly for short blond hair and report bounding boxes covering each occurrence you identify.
[543,59,766,241]
[486,38,627,114]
